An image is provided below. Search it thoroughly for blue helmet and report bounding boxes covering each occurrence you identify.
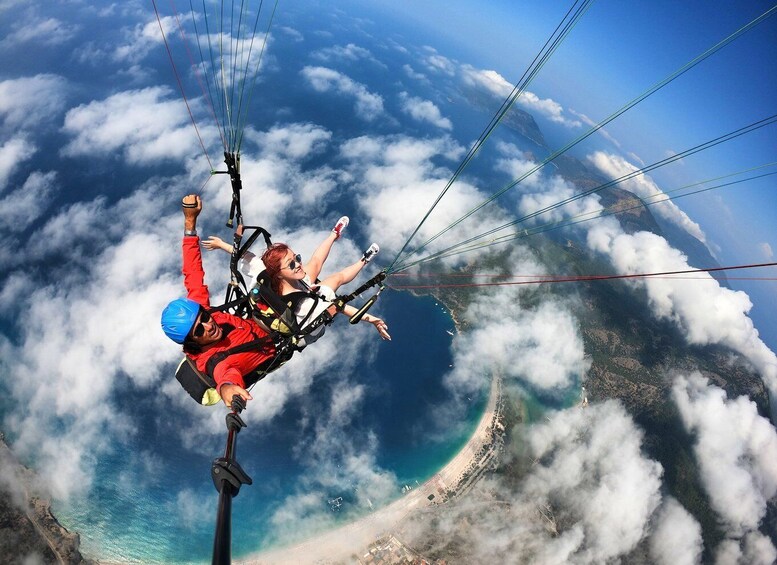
[161,298,201,344]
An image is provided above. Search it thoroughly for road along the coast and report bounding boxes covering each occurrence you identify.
[243,373,501,565]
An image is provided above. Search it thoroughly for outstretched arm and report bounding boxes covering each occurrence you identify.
[181,195,211,307]
[203,233,263,281]
[202,235,234,253]
[335,305,391,340]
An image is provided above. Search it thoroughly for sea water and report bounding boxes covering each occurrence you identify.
[54,290,486,564]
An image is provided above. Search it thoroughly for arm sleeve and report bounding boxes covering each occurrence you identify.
[182,236,211,307]
[213,362,246,391]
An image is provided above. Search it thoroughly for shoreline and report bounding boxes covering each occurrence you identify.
[0,435,91,564]
[242,371,503,564]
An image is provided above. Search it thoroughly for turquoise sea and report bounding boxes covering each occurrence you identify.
[53,291,487,564]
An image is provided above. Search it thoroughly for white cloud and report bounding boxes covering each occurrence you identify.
[499,149,560,193]
[60,86,210,165]
[112,17,168,64]
[300,66,384,121]
[461,65,512,98]
[311,43,372,62]
[0,17,78,47]
[0,74,69,129]
[250,122,332,160]
[222,123,355,222]
[170,488,213,530]
[587,151,707,242]
[519,90,581,128]
[500,152,607,235]
[649,497,703,565]
[663,148,685,165]
[339,133,529,267]
[421,47,456,76]
[400,401,664,564]
[758,241,774,261]
[0,137,33,191]
[266,342,399,546]
[0,272,28,314]
[569,108,623,148]
[716,533,777,565]
[460,66,580,127]
[402,64,426,81]
[586,226,777,396]
[0,171,58,232]
[523,402,664,562]
[742,533,777,565]
[398,92,452,130]
[26,197,110,259]
[0,183,183,499]
[387,39,409,55]
[278,26,303,42]
[446,284,589,395]
[672,374,777,538]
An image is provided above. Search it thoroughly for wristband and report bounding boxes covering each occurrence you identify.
[184,229,197,236]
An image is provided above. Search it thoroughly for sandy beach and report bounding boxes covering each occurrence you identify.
[242,372,501,564]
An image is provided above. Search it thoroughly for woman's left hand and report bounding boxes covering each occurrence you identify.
[371,317,391,341]
[203,235,229,252]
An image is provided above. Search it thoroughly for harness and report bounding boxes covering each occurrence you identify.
[175,319,293,406]
[176,218,386,406]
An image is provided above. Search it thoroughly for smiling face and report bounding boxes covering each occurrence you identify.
[189,309,223,345]
[276,249,306,284]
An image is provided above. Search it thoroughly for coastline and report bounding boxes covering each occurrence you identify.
[0,435,92,564]
[243,371,503,564]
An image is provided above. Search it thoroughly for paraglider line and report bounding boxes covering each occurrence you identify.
[398,4,777,265]
[152,0,215,172]
[388,262,777,289]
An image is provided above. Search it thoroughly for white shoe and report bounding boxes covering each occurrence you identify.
[362,243,379,263]
[332,216,349,239]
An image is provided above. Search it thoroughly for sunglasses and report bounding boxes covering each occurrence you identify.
[191,309,212,338]
[284,253,302,271]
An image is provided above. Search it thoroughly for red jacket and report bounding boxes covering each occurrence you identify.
[182,236,275,391]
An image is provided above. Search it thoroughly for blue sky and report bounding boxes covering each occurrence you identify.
[358,0,777,348]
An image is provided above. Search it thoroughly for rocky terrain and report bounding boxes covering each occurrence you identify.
[0,436,92,565]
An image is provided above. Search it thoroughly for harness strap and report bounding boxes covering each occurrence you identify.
[229,227,247,292]
[213,293,253,314]
[184,356,217,389]
[204,328,277,379]
[224,152,243,228]
[238,225,273,254]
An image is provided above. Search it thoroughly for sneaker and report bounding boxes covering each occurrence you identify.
[332,216,349,239]
[362,243,379,263]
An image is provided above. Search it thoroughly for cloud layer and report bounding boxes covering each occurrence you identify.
[400,401,673,564]
[301,66,384,121]
[60,86,204,164]
[586,224,777,396]
[673,373,777,562]
[588,151,706,242]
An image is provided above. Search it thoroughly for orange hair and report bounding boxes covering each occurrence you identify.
[261,242,291,293]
